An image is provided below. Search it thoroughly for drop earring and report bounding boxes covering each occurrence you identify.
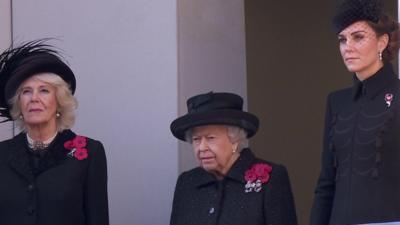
[379,51,383,61]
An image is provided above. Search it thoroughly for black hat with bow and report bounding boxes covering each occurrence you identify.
[0,39,76,122]
[333,0,383,33]
[170,91,259,141]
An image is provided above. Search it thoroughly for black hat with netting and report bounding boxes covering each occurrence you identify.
[333,0,383,33]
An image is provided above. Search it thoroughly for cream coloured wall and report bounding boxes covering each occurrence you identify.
[177,0,247,173]
[0,0,12,140]
[12,0,178,224]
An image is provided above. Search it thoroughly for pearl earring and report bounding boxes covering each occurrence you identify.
[56,112,61,117]
[232,146,238,153]
[19,114,23,120]
[379,51,383,61]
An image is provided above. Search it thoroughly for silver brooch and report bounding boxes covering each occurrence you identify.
[245,180,262,193]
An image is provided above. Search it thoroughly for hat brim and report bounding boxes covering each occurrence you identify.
[170,109,259,141]
[3,54,76,103]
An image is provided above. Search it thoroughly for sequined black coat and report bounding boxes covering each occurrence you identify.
[170,148,297,225]
[310,64,400,225]
[0,130,109,225]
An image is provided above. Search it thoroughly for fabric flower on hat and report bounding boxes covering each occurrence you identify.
[64,135,88,160]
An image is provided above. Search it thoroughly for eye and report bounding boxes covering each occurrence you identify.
[40,88,50,93]
[192,136,200,143]
[353,34,364,41]
[21,89,32,95]
[338,37,346,44]
[207,136,216,141]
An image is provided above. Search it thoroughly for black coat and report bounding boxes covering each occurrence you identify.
[0,130,109,225]
[170,148,297,225]
[310,64,400,225]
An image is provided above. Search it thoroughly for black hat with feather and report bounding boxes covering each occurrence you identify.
[333,0,383,33]
[0,39,76,122]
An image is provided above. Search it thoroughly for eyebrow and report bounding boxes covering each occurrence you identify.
[21,84,50,89]
[338,30,367,38]
[350,30,367,35]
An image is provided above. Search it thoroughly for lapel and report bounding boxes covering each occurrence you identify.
[42,129,75,170]
[7,130,76,181]
[225,148,257,184]
[7,133,34,182]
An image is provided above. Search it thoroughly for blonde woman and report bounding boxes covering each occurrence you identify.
[0,40,109,225]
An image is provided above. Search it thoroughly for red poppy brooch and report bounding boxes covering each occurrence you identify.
[64,135,88,160]
[244,163,272,193]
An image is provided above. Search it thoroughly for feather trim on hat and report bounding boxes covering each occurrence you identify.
[0,39,74,122]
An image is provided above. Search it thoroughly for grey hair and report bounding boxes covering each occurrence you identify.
[9,73,78,132]
[185,125,248,151]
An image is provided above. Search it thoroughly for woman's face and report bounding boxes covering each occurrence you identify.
[191,125,239,178]
[18,76,58,130]
[338,21,388,79]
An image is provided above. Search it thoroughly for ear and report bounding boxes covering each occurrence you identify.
[232,142,239,153]
[378,33,389,52]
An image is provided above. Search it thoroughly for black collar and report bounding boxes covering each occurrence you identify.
[352,63,397,100]
[7,129,76,181]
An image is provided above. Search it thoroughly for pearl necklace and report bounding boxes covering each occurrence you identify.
[27,132,58,150]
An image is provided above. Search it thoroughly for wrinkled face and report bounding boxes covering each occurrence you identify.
[191,125,239,177]
[18,76,58,129]
[338,21,388,79]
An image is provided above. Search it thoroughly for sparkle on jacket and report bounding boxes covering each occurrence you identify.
[0,129,109,225]
[170,148,298,225]
[310,64,400,225]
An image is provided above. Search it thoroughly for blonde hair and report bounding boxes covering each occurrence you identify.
[9,73,78,132]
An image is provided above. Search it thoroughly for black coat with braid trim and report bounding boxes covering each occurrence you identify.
[310,64,400,225]
[170,148,298,225]
[0,129,109,225]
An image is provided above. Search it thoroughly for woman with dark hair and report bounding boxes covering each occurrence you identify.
[169,91,297,225]
[0,40,109,225]
[310,0,400,224]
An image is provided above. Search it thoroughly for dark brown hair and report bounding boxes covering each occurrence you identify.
[368,14,400,63]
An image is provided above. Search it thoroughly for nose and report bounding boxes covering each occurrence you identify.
[30,90,39,101]
[198,138,209,152]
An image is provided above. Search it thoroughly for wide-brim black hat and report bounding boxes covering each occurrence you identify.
[170,92,259,141]
[333,0,383,33]
[0,39,76,122]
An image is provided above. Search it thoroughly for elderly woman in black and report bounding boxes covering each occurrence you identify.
[169,91,297,225]
[0,40,109,225]
[310,0,400,224]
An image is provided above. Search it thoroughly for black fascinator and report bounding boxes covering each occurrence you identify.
[333,0,383,33]
[0,39,76,122]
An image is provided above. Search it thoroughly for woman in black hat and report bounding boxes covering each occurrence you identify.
[310,0,400,224]
[0,40,109,225]
[169,92,297,225]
